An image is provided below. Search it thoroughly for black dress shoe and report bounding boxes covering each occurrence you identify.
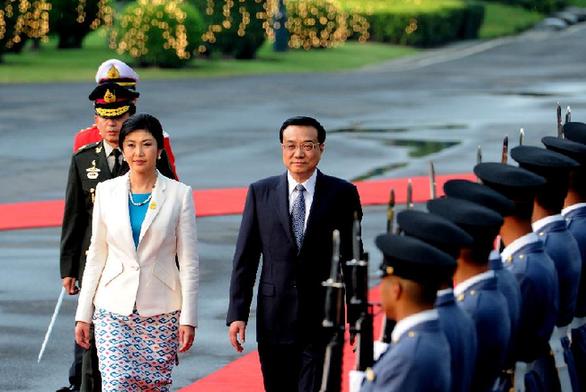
[56,386,80,392]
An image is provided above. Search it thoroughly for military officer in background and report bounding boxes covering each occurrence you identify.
[427,197,511,392]
[474,162,559,391]
[396,210,477,392]
[359,233,454,391]
[442,179,522,390]
[543,132,586,391]
[73,58,178,180]
[511,146,581,392]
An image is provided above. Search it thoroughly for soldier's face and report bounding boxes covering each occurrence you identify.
[380,276,400,320]
[122,129,161,175]
[95,113,130,147]
[281,125,324,183]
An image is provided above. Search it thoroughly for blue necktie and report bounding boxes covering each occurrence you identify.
[291,184,306,251]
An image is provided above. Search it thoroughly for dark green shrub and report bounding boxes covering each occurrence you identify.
[357,2,485,47]
[0,0,50,59]
[49,0,112,48]
[283,0,369,49]
[482,0,567,13]
[110,0,205,68]
[191,0,266,59]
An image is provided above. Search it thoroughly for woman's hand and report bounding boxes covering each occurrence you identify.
[75,321,91,349]
[178,325,196,352]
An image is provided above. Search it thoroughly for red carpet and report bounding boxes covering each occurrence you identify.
[0,173,474,231]
[181,287,385,392]
[0,172,476,391]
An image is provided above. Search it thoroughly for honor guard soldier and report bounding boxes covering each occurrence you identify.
[443,178,522,389]
[396,210,477,392]
[474,162,559,392]
[360,233,453,392]
[427,197,511,392]
[58,82,142,392]
[511,145,581,392]
[73,59,178,180]
[543,134,586,391]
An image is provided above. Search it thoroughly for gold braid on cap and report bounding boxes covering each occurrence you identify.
[96,105,130,117]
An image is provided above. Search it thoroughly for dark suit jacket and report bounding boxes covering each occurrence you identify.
[226,170,363,344]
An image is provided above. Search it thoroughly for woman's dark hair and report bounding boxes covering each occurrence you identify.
[279,116,326,144]
[118,113,164,150]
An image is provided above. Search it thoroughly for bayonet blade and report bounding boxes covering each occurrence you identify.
[557,103,563,137]
[566,106,572,124]
[477,145,482,164]
[386,189,395,234]
[429,161,436,199]
[519,128,525,146]
[406,179,413,209]
[501,136,509,164]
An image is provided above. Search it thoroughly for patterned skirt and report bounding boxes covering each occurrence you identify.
[93,308,180,392]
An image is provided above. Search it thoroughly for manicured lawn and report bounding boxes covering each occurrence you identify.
[0,29,416,84]
[479,1,544,39]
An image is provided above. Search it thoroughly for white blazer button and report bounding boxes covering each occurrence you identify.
[132,265,139,271]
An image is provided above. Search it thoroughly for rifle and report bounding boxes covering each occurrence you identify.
[557,103,563,137]
[429,161,436,200]
[477,145,482,164]
[386,189,395,235]
[519,128,525,146]
[501,135,509,164]
[320,230,345,392]
[565,106,572,124]
[406,179,413,209]
[347,217,374,372]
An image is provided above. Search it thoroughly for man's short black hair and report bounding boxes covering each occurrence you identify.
[279,116,326,144]
[119,113,164,150]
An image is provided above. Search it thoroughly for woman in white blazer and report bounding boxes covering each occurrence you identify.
[75,113,199,391]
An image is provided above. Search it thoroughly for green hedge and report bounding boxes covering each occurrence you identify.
[481,0,567,13]
[190,0,266,59]
[111,1,205,68]
[340,0,485,47]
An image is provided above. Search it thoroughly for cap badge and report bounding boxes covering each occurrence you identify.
[107,65,120,80]
[86,160,100,180]
[104,89,116,103]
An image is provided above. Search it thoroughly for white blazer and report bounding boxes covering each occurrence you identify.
[75,172,199,327]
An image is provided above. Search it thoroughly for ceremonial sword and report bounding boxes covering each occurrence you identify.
[38,286,66,363]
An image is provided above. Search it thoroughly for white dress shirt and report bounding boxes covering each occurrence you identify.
[454,270,495,297]
[562,202,586,217]
[532,214,565,233]
[102,141,122,172]
[287,170,317,231]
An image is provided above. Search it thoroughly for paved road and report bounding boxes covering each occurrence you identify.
[1,24,586,390]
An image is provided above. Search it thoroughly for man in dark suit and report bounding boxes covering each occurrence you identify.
[226,116,363,392]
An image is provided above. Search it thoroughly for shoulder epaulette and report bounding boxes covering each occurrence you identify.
[75,141,101,155]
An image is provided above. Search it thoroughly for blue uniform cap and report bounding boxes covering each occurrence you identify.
[396,210,472,258]
[427,197,503,242]
[473,162,545,202]
[563,122,586,144]
[444,179,514,217]
[510,145,578,179]
[375,233,456,283]
[542,136,586,166]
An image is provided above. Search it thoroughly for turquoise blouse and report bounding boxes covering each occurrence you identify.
[129,193,150,248]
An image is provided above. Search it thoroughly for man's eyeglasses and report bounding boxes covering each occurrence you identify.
[282,142,320,152]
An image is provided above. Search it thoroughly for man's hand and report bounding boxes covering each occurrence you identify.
[62,277,79,295]
[228,321,246,353]
[178,325,196,353]
[75,321,91,349]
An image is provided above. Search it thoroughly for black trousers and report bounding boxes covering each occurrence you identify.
[68,342,84,387]
[80,325,101,392]
[258,341,326,392]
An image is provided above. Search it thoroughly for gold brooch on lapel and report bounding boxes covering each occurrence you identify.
[95,145,102,154]
[149,202,157,210]
[90,188,96,204]
[86,160,100,180]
